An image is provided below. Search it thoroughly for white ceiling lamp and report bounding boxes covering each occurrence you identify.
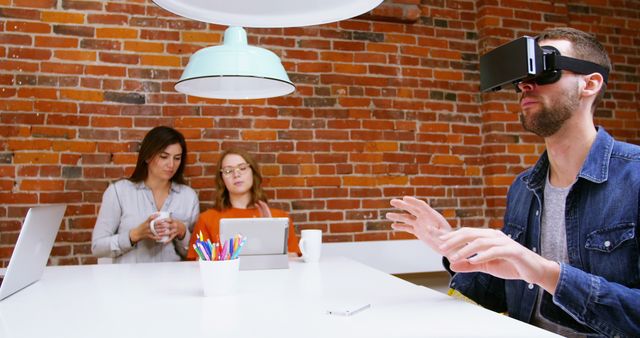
[175,26,295,100]
[152,0,383,28]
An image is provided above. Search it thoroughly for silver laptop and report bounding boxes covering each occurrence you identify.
[219,217,289,270]
[0,205,66,301]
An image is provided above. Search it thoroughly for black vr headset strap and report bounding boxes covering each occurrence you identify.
[546,54,609,84]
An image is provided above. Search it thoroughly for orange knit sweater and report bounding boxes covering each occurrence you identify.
[187,207,299,260]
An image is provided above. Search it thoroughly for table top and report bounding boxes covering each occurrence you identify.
[0,257,557,337]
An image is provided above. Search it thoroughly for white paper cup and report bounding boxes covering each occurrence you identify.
[150,211,171,243]
[298,229,322,263]
[199,259,240,297]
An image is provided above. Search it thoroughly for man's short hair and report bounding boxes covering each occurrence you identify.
[538,27,611,109]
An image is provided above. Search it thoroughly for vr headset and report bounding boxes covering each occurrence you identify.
[480,36,609,92]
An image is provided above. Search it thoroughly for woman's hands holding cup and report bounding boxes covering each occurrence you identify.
[129,213,163,244]
[160,218,187,241]
[149,212,187,243]
[129,212,187,245]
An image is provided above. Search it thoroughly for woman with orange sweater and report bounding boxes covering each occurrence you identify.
[187,149,298,260]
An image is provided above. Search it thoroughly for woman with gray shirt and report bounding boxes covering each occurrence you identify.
[92,126,199,263]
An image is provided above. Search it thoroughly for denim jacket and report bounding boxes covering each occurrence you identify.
[450,128,640,337]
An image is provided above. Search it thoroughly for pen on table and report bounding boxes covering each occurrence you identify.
[348,303,371,316]
[327,303,371,316]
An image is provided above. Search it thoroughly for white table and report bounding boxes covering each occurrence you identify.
[0,257,557,337]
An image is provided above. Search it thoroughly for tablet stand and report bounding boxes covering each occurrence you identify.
[238,254,289,270]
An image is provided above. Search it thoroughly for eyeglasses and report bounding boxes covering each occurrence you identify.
[220,163,251,177]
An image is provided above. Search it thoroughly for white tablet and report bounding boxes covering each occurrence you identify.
[219,217,289,256]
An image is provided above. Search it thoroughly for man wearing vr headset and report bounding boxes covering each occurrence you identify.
[387,27,639,337]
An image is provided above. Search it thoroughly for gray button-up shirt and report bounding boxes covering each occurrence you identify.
[91,179,199,263]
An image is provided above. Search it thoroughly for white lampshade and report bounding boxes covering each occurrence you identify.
[153,0,383,28]
[175,27,295,100]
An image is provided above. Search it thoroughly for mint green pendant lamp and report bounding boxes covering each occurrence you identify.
[175,26,295,100]
[153,0,383,28]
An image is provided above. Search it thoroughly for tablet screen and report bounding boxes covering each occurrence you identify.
[219,217,288,256]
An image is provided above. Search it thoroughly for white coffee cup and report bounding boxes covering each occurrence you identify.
[149,211,171,243]
[298,229,322,263]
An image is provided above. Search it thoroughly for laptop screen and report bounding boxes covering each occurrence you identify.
[0,205,65,301]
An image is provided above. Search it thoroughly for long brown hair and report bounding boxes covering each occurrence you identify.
[129,126,187,185]
[213,148,267,211]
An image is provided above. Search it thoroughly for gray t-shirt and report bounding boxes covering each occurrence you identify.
[530,171,585,337]
[91,179,199,263]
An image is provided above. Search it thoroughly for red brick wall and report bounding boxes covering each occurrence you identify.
[0,0,638,265]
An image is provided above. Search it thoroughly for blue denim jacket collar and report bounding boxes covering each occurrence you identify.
[522,127,614,191]
[578,127,614,184]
